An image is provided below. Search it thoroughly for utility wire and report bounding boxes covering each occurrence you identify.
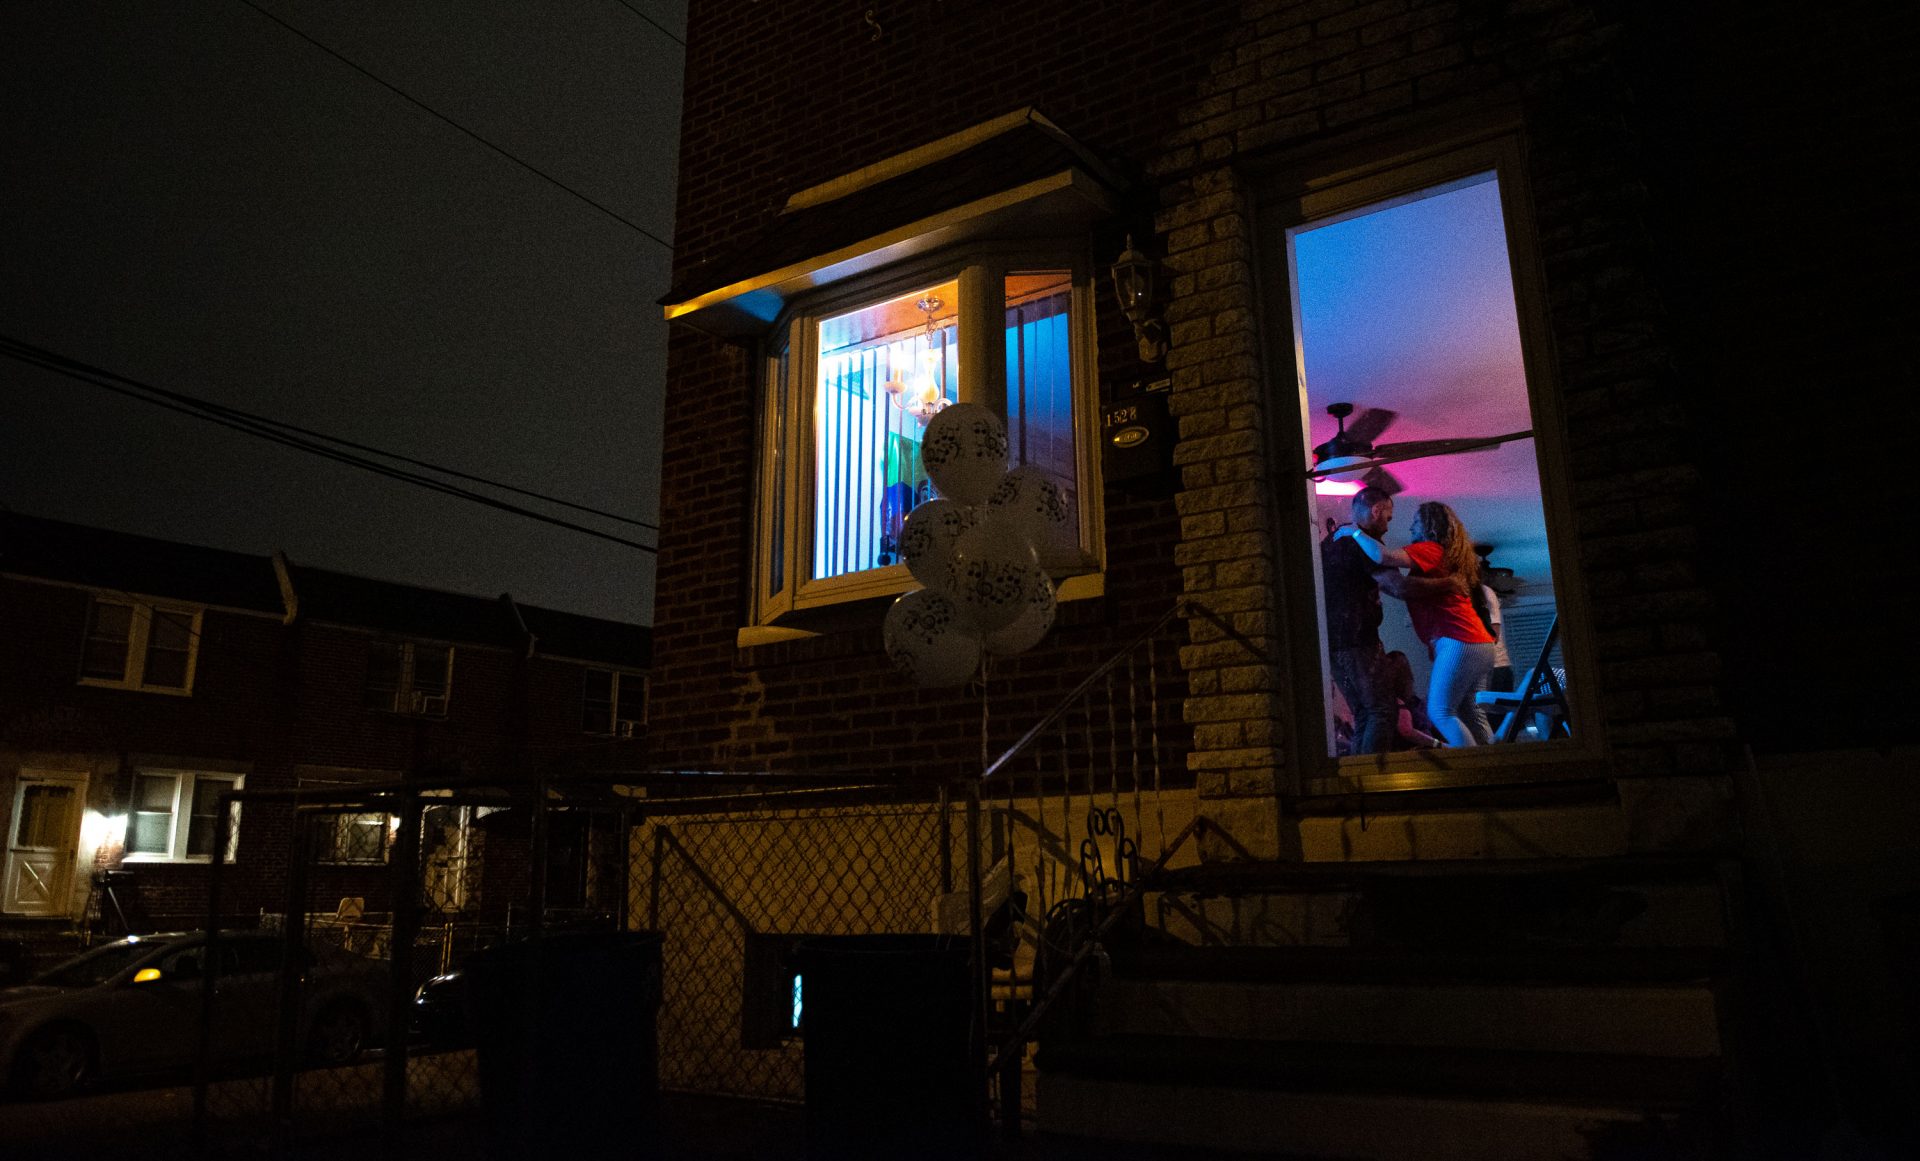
[236,0,673,252]
[3,336,657,534]
[612,0,686,47]
[1,337,659,556]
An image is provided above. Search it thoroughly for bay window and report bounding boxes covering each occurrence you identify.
[753,253,1101,627]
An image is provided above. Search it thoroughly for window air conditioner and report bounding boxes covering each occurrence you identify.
[419,694,449,716]
[616,719,637,738]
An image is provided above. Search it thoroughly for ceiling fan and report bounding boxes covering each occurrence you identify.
[1475,542,1522,596]
[1309,402,1533,495]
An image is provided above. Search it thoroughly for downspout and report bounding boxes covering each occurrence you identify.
[270,551,299,625]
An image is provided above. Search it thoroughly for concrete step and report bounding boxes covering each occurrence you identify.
[1035,1034,1716,1105]
[1034,1070,1701,1161]
[1146,856,1730,952]
[1093,976,1720,1057]
[1109,943,1722,985]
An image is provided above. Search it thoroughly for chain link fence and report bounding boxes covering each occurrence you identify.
[191,778,632,1155]
[174,605,1222,1152]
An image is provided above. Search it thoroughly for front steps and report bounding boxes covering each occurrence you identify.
[1028,852,1734,1159]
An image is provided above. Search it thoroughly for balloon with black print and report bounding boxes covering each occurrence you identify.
[920,403,1009,506]
[982,569,1056,657]
[882,588,982,688]
[986,465,1071,563]
[899,498,977,594]
[948,515,1044,633]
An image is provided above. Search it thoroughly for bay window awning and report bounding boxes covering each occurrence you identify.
[659,108,1127,338]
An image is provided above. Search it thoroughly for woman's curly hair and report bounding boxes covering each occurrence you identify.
[1414,501,1481,590]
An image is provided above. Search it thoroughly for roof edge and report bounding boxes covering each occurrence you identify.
[782,107,1051,214]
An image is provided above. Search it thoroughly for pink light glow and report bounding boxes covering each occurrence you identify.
[1314,479,1364,496]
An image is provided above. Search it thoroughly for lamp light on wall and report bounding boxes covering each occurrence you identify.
[1109,235,1167,364]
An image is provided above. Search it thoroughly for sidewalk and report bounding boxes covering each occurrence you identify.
[3,1082,1287,1161]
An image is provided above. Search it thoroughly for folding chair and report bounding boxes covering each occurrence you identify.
[1475,614,1571,742]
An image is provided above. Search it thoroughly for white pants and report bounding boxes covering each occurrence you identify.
[1429,637,1497,747]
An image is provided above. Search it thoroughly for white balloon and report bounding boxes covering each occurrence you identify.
[899,498,976,594]
[983,570,1056,657]
[949,517,1044,633]
[920,403,1009,506]
[986,465,1072,560]
[882,588,982,688]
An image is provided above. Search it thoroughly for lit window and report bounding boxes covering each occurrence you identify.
[364,641,452,715]
[582,668,645,736]
[754,258,1099,624]
[125,771,240,863]
[317,813,393,865]
[1286,159,1577,759]
[77,597,201,694]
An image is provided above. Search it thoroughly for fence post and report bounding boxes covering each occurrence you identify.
[272,808,314,1152]
[938,781,953,894]
[965,776,989,1137]
[191,791,236,1146]
[384,788,422,1148]
[529,775,549,937]
[618,800,635,931]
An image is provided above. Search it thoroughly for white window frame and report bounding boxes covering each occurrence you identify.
[751,245,1105,630]
[123,770,242,864]
[582,668,647,736]
[364,640,454,716]
[77,595,202,695]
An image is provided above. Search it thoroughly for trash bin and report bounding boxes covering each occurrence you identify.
[466,930,663,1159]
[794,934,978,1160]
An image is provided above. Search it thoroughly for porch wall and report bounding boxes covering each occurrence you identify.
[631,788,1199,1101]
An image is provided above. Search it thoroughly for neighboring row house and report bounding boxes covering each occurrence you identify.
[645,0,1914,1155]
[0,512,649,957]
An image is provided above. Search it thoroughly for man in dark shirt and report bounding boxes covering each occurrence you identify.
[1323,487,1465,755]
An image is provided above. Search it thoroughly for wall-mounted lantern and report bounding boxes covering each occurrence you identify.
[1109,235,1167,364]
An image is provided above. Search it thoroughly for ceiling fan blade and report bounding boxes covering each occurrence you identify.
[1344,407,1398,446]
[1362,465,1404,497]
[1360,429,1534,469]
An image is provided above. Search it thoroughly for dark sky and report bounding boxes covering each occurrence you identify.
[1,1,682,625]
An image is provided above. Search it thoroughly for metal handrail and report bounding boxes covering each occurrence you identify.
[989,815,1204,1067]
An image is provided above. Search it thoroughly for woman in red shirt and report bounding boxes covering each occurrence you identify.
[1347,501,1497,746]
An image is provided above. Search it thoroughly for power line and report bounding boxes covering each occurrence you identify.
[235,0,673,252]
[17,338,656,534]
[1,333,658,533]
[612,0,686,47]
[1,336,659,556]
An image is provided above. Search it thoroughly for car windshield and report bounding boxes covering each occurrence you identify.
[32,939,172,988]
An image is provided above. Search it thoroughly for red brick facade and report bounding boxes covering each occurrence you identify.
[653,0,1909,853]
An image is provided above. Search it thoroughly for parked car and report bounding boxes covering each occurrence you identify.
[410,967,471,1048]
[0,931,387,1100]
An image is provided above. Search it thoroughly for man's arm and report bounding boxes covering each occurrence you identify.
[1349,529,1416,569]
[1376,570,1469,600]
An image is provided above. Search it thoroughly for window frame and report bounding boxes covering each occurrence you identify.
[1258,129,1605,791]
[581,667,647,736]
[77,595,202,695]
[122,770,242,864]
[750,243,1106,630]
[363,639,455,717]
[316,811,396,866]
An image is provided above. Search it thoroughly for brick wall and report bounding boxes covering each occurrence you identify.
[660,0,1900,846]
[2,574,647,932]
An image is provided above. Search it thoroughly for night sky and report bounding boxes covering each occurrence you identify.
[1,1,682,625]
